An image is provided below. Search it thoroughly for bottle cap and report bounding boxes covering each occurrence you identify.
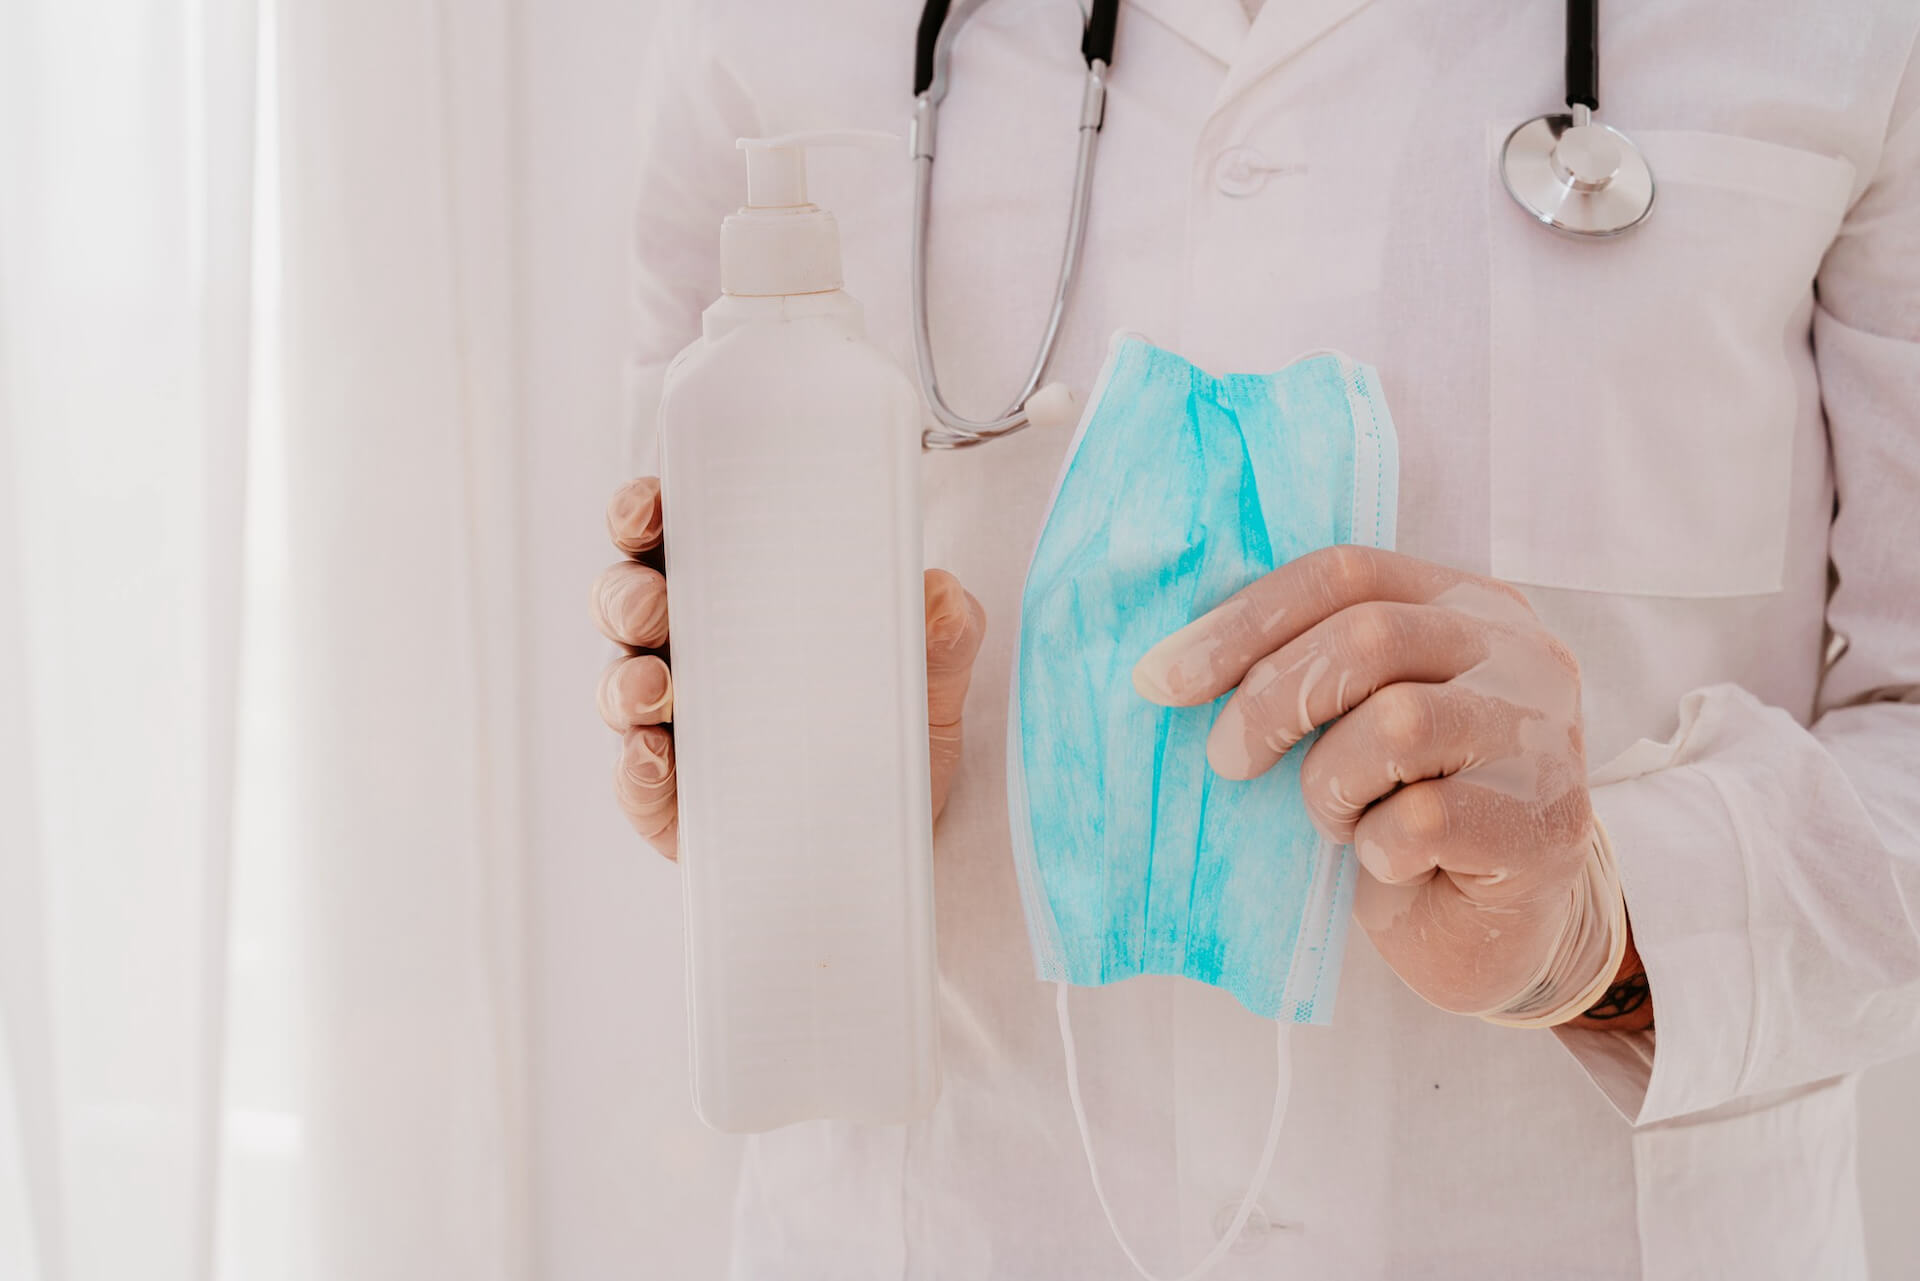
[722,131,897,298]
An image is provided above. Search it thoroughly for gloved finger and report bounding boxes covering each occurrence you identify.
[597,653,674,730]
[1204,602,1490,780]
[1350,857,1430,936]
[1348,777,1452,888]
[1351,865,1515,1016]
[926,569,985,824]
[589,560,670,648]
[930,719,965,821]
[645,818,680,861]
[1133,545,1531,706]
[615,725,679,857]
[925,568,986,729]
[606,476,663,557]
[1297,681,1485,843]
[1350,775,1588,897]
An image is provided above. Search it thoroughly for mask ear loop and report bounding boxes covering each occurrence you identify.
[1055,983,1292,1281]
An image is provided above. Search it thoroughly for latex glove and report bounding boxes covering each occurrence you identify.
[590,476,987,861]
[1131,546,1626,1025]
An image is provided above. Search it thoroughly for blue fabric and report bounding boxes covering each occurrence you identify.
[1007,335,1398,1023]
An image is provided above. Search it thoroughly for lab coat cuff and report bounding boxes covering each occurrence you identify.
[1552,756,1756,1127]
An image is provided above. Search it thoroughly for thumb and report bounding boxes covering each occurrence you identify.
[924,568,986,728]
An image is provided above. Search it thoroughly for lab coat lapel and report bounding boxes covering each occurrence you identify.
[1210,0,1383,113]
[1122,0,1248,67]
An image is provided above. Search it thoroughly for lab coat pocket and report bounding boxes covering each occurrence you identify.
[1628,1076,1866,1281]
[1485,128,1854,597]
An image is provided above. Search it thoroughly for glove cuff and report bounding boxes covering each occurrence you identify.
[1478,817,1630,1029]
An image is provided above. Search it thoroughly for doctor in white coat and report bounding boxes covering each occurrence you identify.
[589,1,1920,1277]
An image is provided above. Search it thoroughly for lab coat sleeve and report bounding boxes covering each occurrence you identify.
[623,0,763,472]
[1554,49,1920,1126]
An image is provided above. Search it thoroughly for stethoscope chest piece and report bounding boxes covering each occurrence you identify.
[1501,111,1654,238]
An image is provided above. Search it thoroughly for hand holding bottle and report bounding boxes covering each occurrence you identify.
[590,474,986,861]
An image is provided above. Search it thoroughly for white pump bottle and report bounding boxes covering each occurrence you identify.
[655,132,939,1134]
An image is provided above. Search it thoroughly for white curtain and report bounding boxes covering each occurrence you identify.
[0,1,529,1277]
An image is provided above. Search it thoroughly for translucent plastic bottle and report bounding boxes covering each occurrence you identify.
[654,132,939,1133]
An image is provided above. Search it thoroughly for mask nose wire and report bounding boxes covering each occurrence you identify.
[1054,982,1294,1281]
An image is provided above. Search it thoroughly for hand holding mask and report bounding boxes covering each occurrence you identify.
[1008,337,1624,1281]
[1132,546,1629,1027]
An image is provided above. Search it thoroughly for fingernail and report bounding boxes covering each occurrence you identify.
[927,604,967,649]
[628,730,670,784]
[629,661,672,720]
[1357,838,1392,882]
[1205,704,1257,779]
[1132,618,1207,702]
[610,479,662,548]
[637,687,672,723]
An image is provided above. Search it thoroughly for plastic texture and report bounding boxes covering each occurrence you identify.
[659,194,937,1132]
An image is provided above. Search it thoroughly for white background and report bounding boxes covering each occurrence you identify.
[521,2,1920,1277]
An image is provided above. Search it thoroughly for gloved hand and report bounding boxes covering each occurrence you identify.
[1130,546,1628,1026]
[590,475,987,861]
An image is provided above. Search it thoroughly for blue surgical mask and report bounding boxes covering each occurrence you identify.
[1006,333,1399,1280]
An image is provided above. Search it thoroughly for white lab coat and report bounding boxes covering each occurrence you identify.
[627,2,1920,1277]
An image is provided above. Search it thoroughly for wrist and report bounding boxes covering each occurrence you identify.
[1563,916,1653,1032]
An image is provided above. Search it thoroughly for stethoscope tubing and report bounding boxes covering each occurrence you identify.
[914,62,1106,449]
[913,0,1647,450]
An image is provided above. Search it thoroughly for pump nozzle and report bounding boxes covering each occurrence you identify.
[722,130,899,298]
[736,130,897,208]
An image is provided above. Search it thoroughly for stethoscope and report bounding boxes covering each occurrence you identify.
[911,0,1654,450]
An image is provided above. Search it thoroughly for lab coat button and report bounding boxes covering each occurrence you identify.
[1210,1200,1291,1253]
[1212,146,1270,197]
